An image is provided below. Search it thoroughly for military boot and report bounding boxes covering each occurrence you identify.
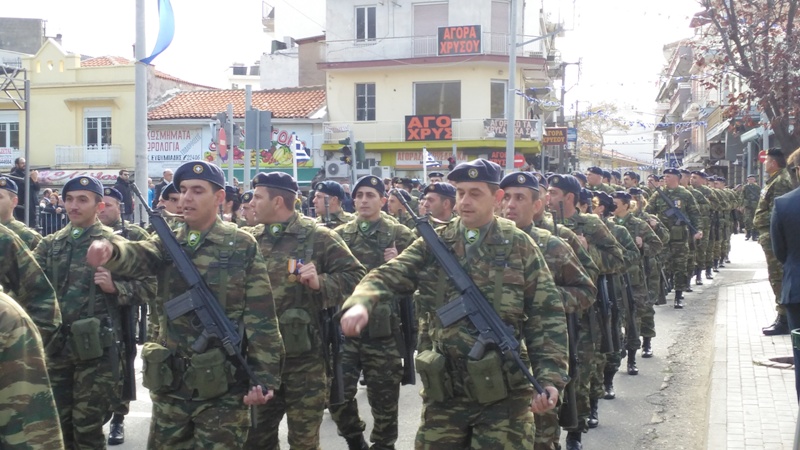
[718,258,726,268]
[752,231,759,240]
[642,337,653,358]
[603,369,616,400]
[705,267,714,280]
[108,414,125,445]
[762,314,790,336]
[745,231,751,240]
[627,350,639,375]
[674,291,684,309]
[588,398,600,428]
[566,431,583,450]
[345,434,369,450]
[725,255,731,264]
[713,260,719,272]
[695,268,703,285]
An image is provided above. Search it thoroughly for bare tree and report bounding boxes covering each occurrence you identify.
[577,103,631,163]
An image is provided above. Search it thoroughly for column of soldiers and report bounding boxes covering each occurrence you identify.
[0,155,755,450]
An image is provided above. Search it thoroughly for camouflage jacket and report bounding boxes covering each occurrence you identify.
[342,216,569,392]
[604,218,640,273]
[610,213,661,285]
[535,215,600,282]
[2,218,42,250]
[104,218,285,392]
[632,210,670,247]
[522,224,597,314]
[394,210,417,231]
[106,219,158,308]
[0,224,61,349]
[253,213,365,371]
[645,186,701,233]
[0,292,65,450]
[560,211,625,276]
[741,183,761,208]
[315,209,356,230]
[694,184,722,214]
[587,183,616,194]
[686,187,711,230]
[754,168,795,233]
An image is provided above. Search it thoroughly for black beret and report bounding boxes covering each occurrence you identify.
[63,176,103,199]
[412,179,420,185]
[241,190,254,203]
[767,148,784,157]
[353,175,385,196]
[103,187,124,203]
[716,176,727,182]
[571,171,587,184]
[652,175,663,181]
[594,191,614,209]
[611,170,621,179]
[447,158,502,185]
[252,172,299,193]
[174,161,225,189]
[500,172,539,191]
[548,174,581,197]
[428,171,444,179]
[423,182,456,199]
[679,169,691,175]
[399,177,413,186]
[314,180,345,200]
[612,191,631,201]
[747,173,757,178]
[663,168,681,176]
[579,188,594,204]
[544,172,555,178]
[531,171,548,189]
[623,171,640,181]
[690,170,708,178]
[0,176,18,195]
[586,166,603,175]
[601,170,612,180]
[628,187,644,196]
[225,185,240,202]
[393,188,412,203]
[161,182,178,200]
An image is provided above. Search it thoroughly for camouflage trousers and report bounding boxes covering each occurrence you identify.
[246,358,327,449]
[49,351,122,449]
[416,391,535,449]
[533,405,561,450]
[329,335,404,449]
[744,207,756,234]
[721,221,731,259]
[622,279,649,350]
[149,390,252,449]
[697,226,712,269]
[561,309,599,435]
[666,238,690,292]
[685,238,696,288]
[759,234,786,314]
[641,258,660,338]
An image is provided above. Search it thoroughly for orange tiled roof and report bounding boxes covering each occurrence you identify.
[148,87,327,120]
[80,55,214,89]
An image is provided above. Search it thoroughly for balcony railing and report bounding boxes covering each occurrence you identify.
[323,32,548,64]
[55,145,122,167]
[323,118,541,144]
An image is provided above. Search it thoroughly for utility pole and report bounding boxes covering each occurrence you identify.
[504,0,518,173]
[134,0,148,224]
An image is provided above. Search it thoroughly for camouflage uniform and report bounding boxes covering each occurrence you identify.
[103,218,285,449]
[719,189,736,261]
[343,216,569,449]
[586,183,616,195]
[331,215,415,449]
[523,225,597,450]
[34,220,141,449]
[693,184,721,272]
[686,186,710,284]
[394,210,417,231]
[631,210,669,337]
[315,209,356,229]
[754,168,796,307]
[0,292,65,450]
[602,219,639,373]
[246,213,365,449]
[2,218,42,250]
[741,182,761,237]
[645,186,701,296]
[0,224,61,347]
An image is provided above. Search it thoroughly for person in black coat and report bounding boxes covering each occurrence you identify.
[771,156,800,401]
[152,168,174,208]
[113,169,135,221]
[8,157,40,226]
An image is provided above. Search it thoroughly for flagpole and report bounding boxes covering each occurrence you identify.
[134,0,148,224]
[423,146,428,181]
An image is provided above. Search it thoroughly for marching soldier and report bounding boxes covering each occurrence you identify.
[386,188,417,230]
[585,167,615,194]
[741,175,760,240]
[420,182,457,222]
[313,180,355,229]
[239,190,257,228]
[683,171,711,288]
[245,172,365,449]
[689,172,718,282]
[428,171,444,184]
[340,159,569,449]
[0,177,42,250]
[754,149,796,336]
[86,161,285,448]
[331,175,414,450]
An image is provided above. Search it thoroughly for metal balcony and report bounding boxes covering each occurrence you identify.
[55,145,123,167]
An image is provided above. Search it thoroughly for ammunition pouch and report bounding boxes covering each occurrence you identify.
[183,348,235,400]
[415,350,452,402]
[279,308,313,356]
[669,225,686,242]
[69,317,110,361]
[141,342,175,394]
[367,302,393,339]
[465,351,508,404]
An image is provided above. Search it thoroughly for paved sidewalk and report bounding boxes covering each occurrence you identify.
[707,239,798,449]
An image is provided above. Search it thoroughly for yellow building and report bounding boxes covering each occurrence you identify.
[0,38,208,185]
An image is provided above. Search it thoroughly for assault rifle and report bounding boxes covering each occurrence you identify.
[595,275,615,354]
[390,189,547,396]
[399,296,417,385]
[605,275,622,353]
[654,187,698,236]
[115,208,137,402]
[620,273,640,343]
[556,200,578,428]
[320,307,345,405]
[130,183,269,393]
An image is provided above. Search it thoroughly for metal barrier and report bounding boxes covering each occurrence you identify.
[39,208,68,236]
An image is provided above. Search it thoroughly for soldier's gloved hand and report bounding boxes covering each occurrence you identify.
[87,239,113,267]
[530,386,559,414]
[297,262,320,290]
[94,267,118,294]
[340,304,369,337]
[243,386,274,405]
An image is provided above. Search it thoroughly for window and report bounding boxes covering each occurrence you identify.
[414,81,461,119]
[356,83,376,121]
[0,122,19,148]
[490,80,507,118]
[356,6,377,41]
[84,108,112,148]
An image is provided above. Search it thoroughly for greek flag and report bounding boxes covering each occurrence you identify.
[424,150,441,167]
[291,133,310,162]
[140,0,175,65]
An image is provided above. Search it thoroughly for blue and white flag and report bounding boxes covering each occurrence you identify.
[140,0,175,64]
[291,133,310,162]
[424,149,441,167]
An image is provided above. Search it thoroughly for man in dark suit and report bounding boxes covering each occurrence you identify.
[771,149,800,401]
[152,168,173,208]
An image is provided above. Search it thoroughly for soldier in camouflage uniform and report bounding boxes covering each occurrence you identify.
[238,190,257,228]
[0,224,61,348]
[428,171,444,184]
[86,161,286,449]
[547,174,624,448]
[622,171,641,191]
[689,172,718,281]
[420,182,457,222]
[682,171,711,287]
[645,169,702,309]
[313,180,356,229]
[98,186,157,445]
[0,291,65,450]
[585,167,616,194]
[386,188,418,230]
[742,175,761,240]
[500,172,597,450]
[0,177,42,250]
[755,149,797,336]
[330,175,414,450]
[713,178,734,265]
[245,172,365,449]
[340,159,569,450]
[397,178,419,212]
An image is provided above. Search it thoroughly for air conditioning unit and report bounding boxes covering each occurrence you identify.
[325,162,350,178]
[371,166,392,179]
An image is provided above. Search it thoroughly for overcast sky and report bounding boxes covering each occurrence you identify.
[5,0,701,160]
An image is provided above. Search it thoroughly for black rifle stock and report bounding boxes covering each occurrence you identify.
[595,275,615,354]
[320,307,345,405]
[558,312,579,428]
[605,275,622,353]
[115,207,138,402]
[621,273,639,345]
[655,187,698,236]
[399,296,417,385]
[130,183,268,392]
[390,189,547,395]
